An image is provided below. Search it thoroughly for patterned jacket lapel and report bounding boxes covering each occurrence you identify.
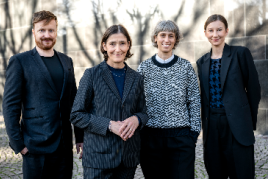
[122,65,135,104]
[100,61,122,101]
[31,47,58,94]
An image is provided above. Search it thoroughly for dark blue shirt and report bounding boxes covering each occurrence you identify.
[209,58,224,108]
[108,65,126,99]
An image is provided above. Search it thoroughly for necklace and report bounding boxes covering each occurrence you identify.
[110,67,126,77]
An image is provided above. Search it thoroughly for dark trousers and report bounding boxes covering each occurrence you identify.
[140,129,196,179]
[83,162,136,179]
[22,143,73,179]
[204,108,255,179]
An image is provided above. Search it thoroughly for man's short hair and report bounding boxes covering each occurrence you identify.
[151,20,182,49]
[32,10,58,28]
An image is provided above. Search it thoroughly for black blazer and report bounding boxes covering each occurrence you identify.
[196,44,261,146]
[3,47,83,154]
[70,61,148,169]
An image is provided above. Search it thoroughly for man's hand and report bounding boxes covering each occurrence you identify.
[119,116,139,140]
[20,147,28,155]
[76,143,83,159]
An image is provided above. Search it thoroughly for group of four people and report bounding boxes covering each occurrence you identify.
[3,10,260,179]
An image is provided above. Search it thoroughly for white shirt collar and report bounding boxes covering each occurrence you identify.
[155,54,174,64]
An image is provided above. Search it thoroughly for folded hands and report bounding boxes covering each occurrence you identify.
[110,116,139,141]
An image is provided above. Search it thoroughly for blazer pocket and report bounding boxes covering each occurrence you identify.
[85,131,112,154]
[23,108,39,119]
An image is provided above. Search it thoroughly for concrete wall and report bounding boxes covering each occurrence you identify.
[0,0,268,135]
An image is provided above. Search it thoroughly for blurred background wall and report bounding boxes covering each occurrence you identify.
[0,0,267,135]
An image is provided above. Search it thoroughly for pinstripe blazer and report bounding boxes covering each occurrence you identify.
[70,61,148,169]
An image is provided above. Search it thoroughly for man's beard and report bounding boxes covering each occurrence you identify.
[35,37,56,50]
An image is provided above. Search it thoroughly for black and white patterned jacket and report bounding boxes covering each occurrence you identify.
[137,55,201,136]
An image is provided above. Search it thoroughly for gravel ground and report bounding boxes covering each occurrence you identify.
[0,116,267,179]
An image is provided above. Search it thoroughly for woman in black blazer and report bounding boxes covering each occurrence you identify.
[196,14,261,179]
[70,24,148,179]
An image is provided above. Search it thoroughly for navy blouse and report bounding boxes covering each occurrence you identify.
[209,58,224,108]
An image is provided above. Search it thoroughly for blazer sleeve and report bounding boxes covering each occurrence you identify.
[2,56,25,154]
[239,47,261,130]
[70,69,111,137]
[69,58,84,143]
[134,76,148,130]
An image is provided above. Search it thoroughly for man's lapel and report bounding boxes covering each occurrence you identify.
[55,51,69,99]
[31,47,58,94]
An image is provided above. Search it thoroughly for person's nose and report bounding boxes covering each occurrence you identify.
[115,44,121,51]
[212,30,218,37]
[44,30,50,37]
[164,36,169,42]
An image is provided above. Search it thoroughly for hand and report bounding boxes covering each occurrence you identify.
[119,116,139,140]
[20,147,28,155]
[110,121,124,137]
[76,143,83,159]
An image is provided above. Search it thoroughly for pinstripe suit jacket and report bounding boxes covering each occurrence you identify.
[70,61,148,169]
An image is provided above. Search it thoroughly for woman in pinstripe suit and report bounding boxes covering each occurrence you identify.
[70,24,148,179]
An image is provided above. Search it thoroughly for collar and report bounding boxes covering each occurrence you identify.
[155,54,174,64]
[151,54,179,68]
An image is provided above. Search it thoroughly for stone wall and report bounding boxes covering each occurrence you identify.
[0,0,267,135]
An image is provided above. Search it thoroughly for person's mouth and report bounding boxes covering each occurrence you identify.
[41,38,53,42]
[162,44,170,47]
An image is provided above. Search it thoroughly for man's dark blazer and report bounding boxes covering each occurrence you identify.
[196,44,261,146]
[70,61,148,169]
[3,47,83,154]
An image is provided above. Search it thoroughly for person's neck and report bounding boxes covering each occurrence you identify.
[211,43,225,59]
[106,61,125,69]
[157,50,173,60]
[36,46,54,57]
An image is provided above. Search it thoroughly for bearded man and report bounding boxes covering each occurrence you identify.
[2,10,83,179]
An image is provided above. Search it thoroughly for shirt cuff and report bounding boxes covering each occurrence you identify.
[135,115,141,126]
